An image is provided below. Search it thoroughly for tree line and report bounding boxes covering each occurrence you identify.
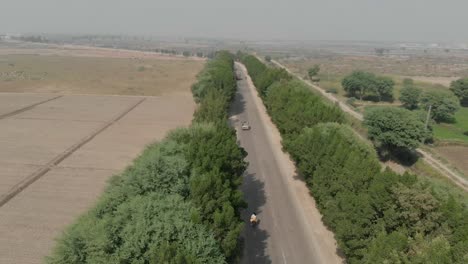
[47,51,247,263]
[342,70,465,125]
[239,54,468,263]
[342,71,395,102]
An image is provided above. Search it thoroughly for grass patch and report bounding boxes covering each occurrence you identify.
[434,107,468,143]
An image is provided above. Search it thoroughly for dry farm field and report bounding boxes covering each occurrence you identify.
[0,47,201,263]
[0,44,205,96]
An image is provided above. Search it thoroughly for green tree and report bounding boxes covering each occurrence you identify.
[342,71,375,100]
[391,183,443,236]
[364,107,428,150]
[308,64,320,79]
[374,76,394,101]
[193,89,229,123]
[408,234,452,264]
[420,90,460,123]
[450,78,468,106]
[255,68,291,96]
[400,86,422,109]
[265,80,344,136]
[264,55,272,62]
[47,195,225,264]
[363,231,408,263]
[342,71,394,102]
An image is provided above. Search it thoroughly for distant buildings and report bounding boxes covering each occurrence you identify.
[0,35,11,40]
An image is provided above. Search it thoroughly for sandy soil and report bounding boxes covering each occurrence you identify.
[0,93,195,263]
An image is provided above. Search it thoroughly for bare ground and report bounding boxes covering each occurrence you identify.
[433,146,468,176]
[0,42,205,61]
[0,93,195,263]
[0,54,205,96]
[403,76,459,87]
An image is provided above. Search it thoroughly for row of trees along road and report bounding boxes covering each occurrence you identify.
[240,53,468,264]
[47,51,247,264]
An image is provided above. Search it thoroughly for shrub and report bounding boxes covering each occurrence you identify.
[326,87,338,94]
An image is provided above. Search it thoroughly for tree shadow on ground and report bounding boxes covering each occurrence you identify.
[377,146,421,166]
[229,72,247,118]
[240,172,271,264]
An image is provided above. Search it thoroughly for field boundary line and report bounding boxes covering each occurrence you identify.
[0,95,63,120]
[268,57,468,192]
[0,98,146,207]
[0,92,163,99]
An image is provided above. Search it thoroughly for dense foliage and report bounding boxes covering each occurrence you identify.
[239,54,291,97]
[286,123,468,263]
[48,51,247,263]
[400,85,422,110]
[47,137,225,264]
[192,51,237,104]
[265,80,345,137]
[420,90,460,123]
[239,54,344,137]
[342,71,394,101]
[450,78,468,106]
[364,107,429,150]
[241,55,468,263]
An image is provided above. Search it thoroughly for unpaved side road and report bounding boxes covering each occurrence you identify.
[271,59,468,192]
[232,62,343,263]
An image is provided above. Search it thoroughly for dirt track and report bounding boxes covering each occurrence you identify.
[0,93,194,263]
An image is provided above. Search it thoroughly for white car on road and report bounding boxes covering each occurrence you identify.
[241,121,251,130]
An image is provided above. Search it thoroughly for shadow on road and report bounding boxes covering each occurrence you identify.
[230,77,247,118]
[240,172,271,264]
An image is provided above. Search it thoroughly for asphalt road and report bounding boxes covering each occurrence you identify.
[231,63,342,264]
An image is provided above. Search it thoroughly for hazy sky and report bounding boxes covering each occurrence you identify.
[1,0,467,42]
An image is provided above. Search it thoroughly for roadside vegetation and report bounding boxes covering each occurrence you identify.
[281,57,468,145]
[47,51,247,263]
[240,54,468,263]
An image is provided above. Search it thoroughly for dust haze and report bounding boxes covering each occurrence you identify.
[1,0,467,42]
